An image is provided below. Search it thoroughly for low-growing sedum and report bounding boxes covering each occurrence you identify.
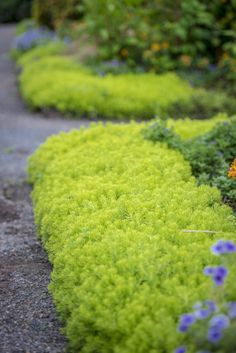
[166,114,231,140]
[19,54,194,119]
[15,42,236,120]
[28,123,235,353]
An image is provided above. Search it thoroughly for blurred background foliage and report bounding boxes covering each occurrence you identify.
[0,0,33,23]
[2,0,236,93]
[32,0,84,30]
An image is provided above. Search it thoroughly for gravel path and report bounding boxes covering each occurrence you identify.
[0,25,89,353]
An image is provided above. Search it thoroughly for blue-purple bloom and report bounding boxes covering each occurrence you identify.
[178,313,196,332]
[12,28,57,52]
[205,300,217,313]
[204,266,214,276]
[211,239,236,255]
[213,266,228,286]
[204,265,228,286]
[175,346,186,353]
[194,300,217,320]
[228,302,236,318]
[209,314,230,330]
[195,308,210,320]
[207,326,223,343]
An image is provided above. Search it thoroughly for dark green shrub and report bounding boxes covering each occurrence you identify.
[165,90,236,120]
[143,119,236,210]
[32,0,84,29]
[83,0,236,90]
[142,120,182,149]
[0,0,33,23]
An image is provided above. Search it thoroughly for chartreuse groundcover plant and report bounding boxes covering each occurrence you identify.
[28,122,236,353]
[15,41,236,121]
[19,53,194,119]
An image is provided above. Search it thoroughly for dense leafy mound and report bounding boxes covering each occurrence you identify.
[29,123,235,353]
[167,113,230,139]
[19,54,194,119]
[144,115,236,210]
[15,43,236,120]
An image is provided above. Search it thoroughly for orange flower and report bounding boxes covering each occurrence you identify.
[180,55,192,66]
[151,43,161,52]
[222,52,229,60]
[198,57,209,67]
[120,48,128,57]
[162,42,169,49]
[228,158,236,178]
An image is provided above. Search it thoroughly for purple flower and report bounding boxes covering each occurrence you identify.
[12,28,57,52]
[213,266,228,286]
[175,346,186,353]
[178,313,196,332]
[208,64,217,72]
[224,241,236,253]
[204,266,214,276]
[216,266,228,277]
[207,326,223,343]
[211,240,236,255]
[205,266,228,286]
[228,302,236,318]
[178,324,189,333]
[209,314,230,330]
[205,300,217,313]
[193,300,217,320]
[195,308,210,320]
[211,240,225,255]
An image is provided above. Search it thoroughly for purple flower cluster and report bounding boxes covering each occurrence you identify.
[194,300,217,320]
[12,28,57,52]
[178,313,196,332]
[207,314,230,343]
[174,239,236,353]
[204,265,228,286]
[211,239,236,256]
[178,301,217,333]
[228,302,236,318]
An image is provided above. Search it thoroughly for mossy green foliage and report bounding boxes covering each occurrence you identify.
[29,122,235,352]
[144,115,236,210]
[19,51,194,119]
[12,40,65,62]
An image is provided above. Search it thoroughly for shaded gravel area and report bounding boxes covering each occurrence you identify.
[0,25,89,353]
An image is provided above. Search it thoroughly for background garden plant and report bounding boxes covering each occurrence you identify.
[12,42,236,120]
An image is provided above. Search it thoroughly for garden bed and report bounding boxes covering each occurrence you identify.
[28,120,235,352]
[14,42,236,121]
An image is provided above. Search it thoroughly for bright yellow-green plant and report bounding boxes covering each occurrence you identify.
[29,122,235,353]
[19,52,194,119]
[15,41,66,66]
[167,113,230,140]
[16,42,236,120]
